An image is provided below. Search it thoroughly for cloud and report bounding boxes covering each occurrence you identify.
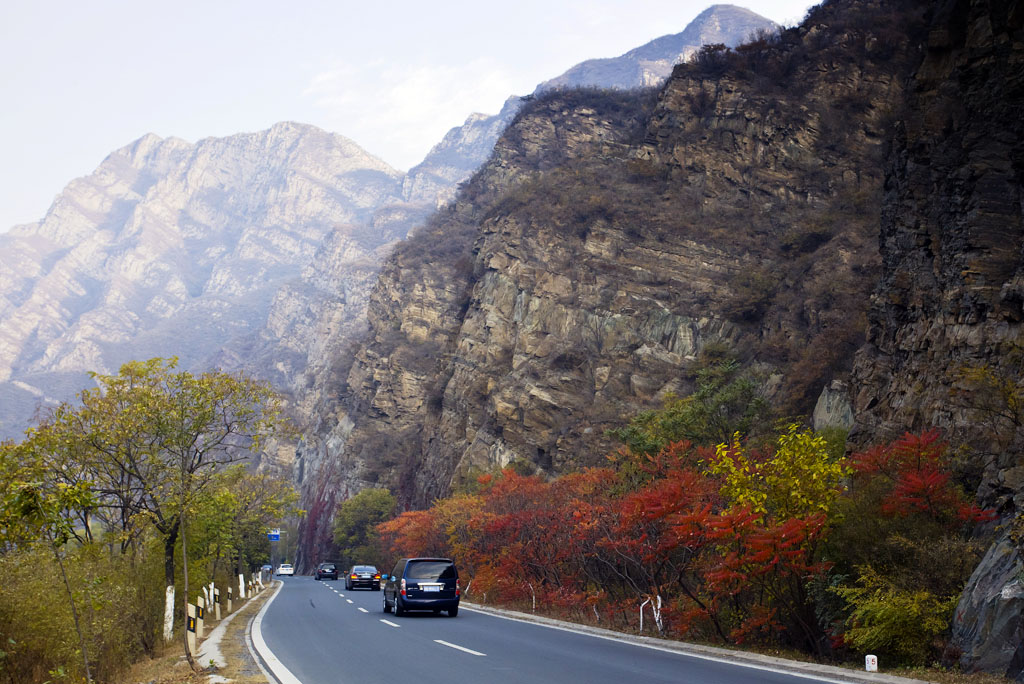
[303,57,518,170]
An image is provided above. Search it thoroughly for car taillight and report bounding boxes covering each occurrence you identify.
[350,574,357,579]
[455,578,460,597]
[400,578,406,596]
[374,574,380,579]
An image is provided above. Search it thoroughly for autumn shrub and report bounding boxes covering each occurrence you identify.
[0,542,163,684]
[832,568,957,666]
[824,431,993,665]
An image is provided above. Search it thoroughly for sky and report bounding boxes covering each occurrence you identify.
[0,0,816,232]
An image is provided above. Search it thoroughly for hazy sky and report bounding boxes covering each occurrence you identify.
[0,1,816,232]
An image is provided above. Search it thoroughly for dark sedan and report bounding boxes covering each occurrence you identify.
[315,562,338,580]
[345,565,381,590]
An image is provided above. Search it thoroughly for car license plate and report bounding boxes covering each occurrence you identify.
[423,585,440,592]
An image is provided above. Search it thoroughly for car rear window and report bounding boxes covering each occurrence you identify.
[406,560,456,579]
[322,564,335,570]
[354,565,377,572]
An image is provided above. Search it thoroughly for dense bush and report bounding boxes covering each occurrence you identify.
[376,427,990,666]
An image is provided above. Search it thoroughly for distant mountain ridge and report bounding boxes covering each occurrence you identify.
[0,5,778,443]
[403,4,777,207]
[0,122,413,437]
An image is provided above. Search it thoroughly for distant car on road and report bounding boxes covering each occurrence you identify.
[277,563,295,576]
[383,557,460,617]
[345,565,381,590]
[315,562,338,580]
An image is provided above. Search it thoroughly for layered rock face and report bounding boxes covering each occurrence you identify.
[849,0,1024,677]
[291,4,780,560]
[0,122,406,438]
[295,0,932,563]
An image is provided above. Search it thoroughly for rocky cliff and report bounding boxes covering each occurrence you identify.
[849,0,1024,677]
[294,0,933,566]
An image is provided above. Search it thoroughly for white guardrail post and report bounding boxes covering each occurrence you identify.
[186,603,197,655]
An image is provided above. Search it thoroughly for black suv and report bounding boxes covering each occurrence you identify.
[383,557,460,617]
[315,562,338,580]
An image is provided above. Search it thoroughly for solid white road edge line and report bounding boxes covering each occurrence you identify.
[435,639,486,656]
[250,581,304,684]
[460,606,855,684]
[380,619,400,627]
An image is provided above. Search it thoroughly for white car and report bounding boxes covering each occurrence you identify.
[277,563,295,576]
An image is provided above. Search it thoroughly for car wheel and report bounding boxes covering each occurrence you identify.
[394,597,404,616]
[448,606,459,617]
[383,595,391,613]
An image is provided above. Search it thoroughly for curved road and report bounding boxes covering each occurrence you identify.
[255,576,873,684]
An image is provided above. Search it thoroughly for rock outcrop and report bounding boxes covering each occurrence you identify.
[849,0,1024,677]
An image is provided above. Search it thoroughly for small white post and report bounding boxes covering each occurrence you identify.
[227,586,233,614]
[239,573,246,599]
[214,587,221,620]
[186,603,197,655]
[865,655,878,672]
[163,585,175,642]
[196,595,205,639]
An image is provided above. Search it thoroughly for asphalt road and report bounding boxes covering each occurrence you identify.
[255,576,856,684]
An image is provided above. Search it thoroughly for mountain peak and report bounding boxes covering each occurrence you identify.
[536,5,777,92]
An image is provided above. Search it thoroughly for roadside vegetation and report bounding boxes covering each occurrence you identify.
[373,365,994,674]
[0,358,298,683]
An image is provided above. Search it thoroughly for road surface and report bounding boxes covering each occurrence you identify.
[254,576,871,684]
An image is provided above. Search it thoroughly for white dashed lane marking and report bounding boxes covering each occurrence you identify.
[435,640,486,656]
[380,620,400,627]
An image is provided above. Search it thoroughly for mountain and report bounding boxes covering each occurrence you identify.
[402,4,778,208]
[0,123,410,438]
[537,4,778,91]
[292,0,924,555]
[0,6,776,446]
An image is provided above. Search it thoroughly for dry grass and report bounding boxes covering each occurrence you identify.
[120,590,272,684]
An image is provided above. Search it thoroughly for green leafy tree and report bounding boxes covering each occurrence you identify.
[1,439,97,681]
[31,357,284,670]
[333,488,397,568]
[611,358,770,457]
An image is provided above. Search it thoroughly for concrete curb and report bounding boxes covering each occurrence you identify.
[247,579,303,684]
[461,601,930,684]
[196,582,270,680]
